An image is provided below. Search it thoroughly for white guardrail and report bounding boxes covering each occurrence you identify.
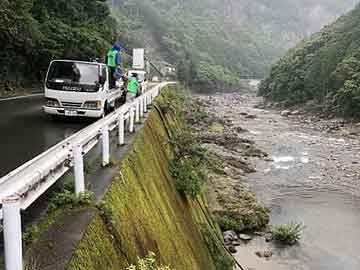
[0,82,172,270]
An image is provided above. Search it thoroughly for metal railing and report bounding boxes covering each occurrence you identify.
[0,82,172,270]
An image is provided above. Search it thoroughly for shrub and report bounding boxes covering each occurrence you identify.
[127,252,171,270]
[23,224,40,244]
[271,222,304,245]
[48,190,94,211]
[170,159,204,199]
[168,130,208,199]
[216,215,243,232]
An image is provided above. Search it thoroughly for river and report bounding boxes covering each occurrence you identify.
[202,83,360,269]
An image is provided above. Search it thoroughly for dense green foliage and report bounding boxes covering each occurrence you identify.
[1,0,354,91]
[215,215,243,232]
[0,0,117,88]
[111,0,354,90]
[259,4,360,117]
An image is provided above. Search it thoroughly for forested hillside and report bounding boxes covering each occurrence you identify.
[259,3,360,118]
[0,0,117,89]
[0,0,355,92]
[111,0,355,90]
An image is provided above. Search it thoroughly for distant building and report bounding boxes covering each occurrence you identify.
[160,61,176,76]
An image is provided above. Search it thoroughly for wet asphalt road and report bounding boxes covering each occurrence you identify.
[0,95,88,178]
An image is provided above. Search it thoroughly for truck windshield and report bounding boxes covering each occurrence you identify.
[46,61,100,92]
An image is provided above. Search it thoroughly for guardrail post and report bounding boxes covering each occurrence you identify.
[143,94,147,113]
[140,96,144,118]
[101,126,110,167]
[135,100,140,123]
[118,113,125,145]
[3,196,23,270]
[73,144,85,194]
[129,106,135,133]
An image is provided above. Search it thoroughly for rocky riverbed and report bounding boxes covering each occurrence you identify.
[195,85,360,270]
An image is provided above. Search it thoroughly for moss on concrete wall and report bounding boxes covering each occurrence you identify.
[67,90,225,270]
[67,214,124,270]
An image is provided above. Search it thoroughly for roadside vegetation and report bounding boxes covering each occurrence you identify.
[0,0,117,92]
[259,3,360,118]
[22,178,95,246]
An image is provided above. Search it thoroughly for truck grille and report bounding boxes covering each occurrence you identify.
[61,101,82,108]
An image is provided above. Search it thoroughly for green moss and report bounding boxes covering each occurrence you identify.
[67,88,226,270]
[67,214,125,270]
[200,224,234,270]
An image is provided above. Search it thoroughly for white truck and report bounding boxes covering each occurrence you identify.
[43,60,123,118]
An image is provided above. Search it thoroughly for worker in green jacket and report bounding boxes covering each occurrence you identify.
[126,73,139,103]
[105,43,122,89]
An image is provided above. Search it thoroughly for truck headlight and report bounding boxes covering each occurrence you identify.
[46,98,59,107]
[83,101,102,109]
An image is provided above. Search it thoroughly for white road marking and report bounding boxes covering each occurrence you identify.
[0,93,44,102]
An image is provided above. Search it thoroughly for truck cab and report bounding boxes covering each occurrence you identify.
[43,60,123,118]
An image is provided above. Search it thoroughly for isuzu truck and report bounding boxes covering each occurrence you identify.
[43,60,123,118]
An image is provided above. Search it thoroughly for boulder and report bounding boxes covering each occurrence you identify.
[265,233,273,242]
[239,234,252,241]
[245,114,257,119]
[227,245,237,254]
[223,230,237,242]
[255,250,273,258]
[281,110,291,117]
[232,240,241,246]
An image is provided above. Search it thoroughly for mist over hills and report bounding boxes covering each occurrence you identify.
[111,0,355,89]
[259,3,360,117]
[0,0,356,91]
